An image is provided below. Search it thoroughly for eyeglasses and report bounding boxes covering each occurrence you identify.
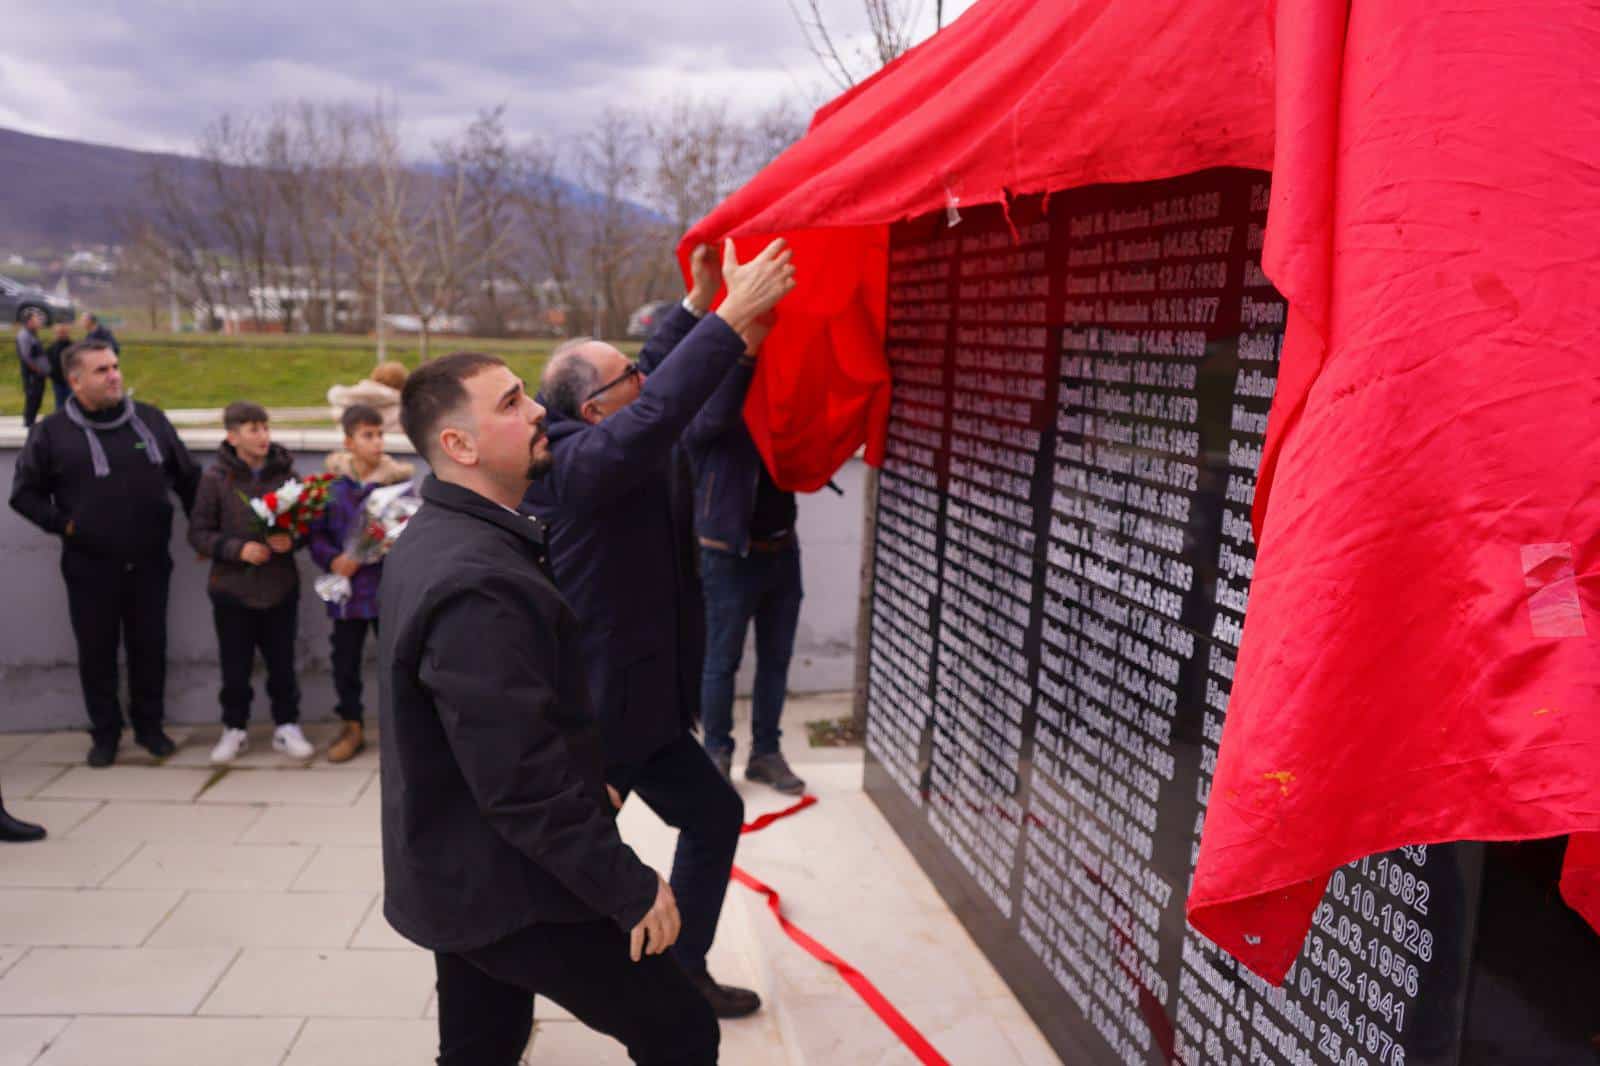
[584,363,642,404]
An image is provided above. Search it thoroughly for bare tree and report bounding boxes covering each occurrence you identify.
[196,115,283,330]
[788,0,925,89]
[576,109,675,338]
[446,107,522,337]
[506,138,583,335]
[746,99,809,171]
[352,102,504,359]
[648,98,754,236]
[264,102,363,332]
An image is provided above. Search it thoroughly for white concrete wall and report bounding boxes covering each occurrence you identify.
[0,429,865,733]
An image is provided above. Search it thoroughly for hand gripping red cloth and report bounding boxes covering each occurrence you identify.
[680,0,1275,491]
[1188,0,1600,982]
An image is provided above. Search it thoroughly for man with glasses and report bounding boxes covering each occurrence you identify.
[525,238,794,1019]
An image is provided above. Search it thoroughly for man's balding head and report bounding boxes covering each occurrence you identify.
[542,338,643,425]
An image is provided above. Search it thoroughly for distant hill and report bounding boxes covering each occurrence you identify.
[0,126,664,253]
[0,127,202,250]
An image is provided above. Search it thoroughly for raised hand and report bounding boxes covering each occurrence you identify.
[686,243,721,315]
[717,238,796,335]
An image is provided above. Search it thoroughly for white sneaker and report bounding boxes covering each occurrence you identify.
[273,723,315,761]
[210,727,250,765]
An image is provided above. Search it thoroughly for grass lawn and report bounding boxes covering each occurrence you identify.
[1,331,638,418]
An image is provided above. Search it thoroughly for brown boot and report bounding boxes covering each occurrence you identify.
[327,721,365,764]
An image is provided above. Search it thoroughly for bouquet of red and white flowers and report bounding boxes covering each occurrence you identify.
[244,473,336,538]
[313,481,421,606]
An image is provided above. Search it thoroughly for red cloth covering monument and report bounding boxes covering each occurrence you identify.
[1186,0,1600,981]
[688,0,1600,983]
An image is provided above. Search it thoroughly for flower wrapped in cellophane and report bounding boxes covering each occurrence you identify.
[313,481,421,606]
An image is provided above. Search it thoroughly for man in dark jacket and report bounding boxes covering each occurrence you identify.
[382,351,714,1066]
[80,312,120,355]
[187,402,313,765]
[43,323,73,412]
[9,340,200,766]
[15,309,49,428]
[523,238,794,1018]
[682,345,806,795]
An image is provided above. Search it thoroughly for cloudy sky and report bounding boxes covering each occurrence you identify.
[0,0,978,155]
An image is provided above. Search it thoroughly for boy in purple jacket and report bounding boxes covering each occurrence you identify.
[308,404,414,762]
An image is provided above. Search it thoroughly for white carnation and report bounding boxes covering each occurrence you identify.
[275,480,304,509]
[250,498,273,523]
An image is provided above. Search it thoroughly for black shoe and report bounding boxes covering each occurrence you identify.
[135,731,177,759]
[0,806,46,843]
[86,740,118,768]
[710,751,732,781]
[745,752,805,796]
[687,971,761,1019]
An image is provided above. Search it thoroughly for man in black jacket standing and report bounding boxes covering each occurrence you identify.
[15,309,49,428]
[382,352,710,1065]
[9,340,200,766]
[525,238,794,1018]
[80,311,120,355]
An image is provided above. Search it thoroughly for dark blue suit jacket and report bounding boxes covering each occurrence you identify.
[522,308,747,784]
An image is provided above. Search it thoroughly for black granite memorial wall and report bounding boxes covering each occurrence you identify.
[862,167,1600,1065]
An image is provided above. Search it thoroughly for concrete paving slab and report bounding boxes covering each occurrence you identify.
[1,764,67,800]
[289,846,383,893]
[197,767,373,807]
[1,800,100,839]
[281,1018,447,1066]
[0,947,236,1015]
[103,843,316,893]
[37,766,211,803]
[199,947,434,1018]
[238,802,380,848]
[347,900,413,951]
[0,734,48,763]
[0,839,140,889]
[147,891,372,949]
[0,1017,69,1066]
[65,801,262,846]
[32,1017,302,1066]
[0,888,180,948]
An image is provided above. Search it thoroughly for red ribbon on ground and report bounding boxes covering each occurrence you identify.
[734,796,951,1066]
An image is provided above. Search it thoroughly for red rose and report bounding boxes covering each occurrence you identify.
[276,514,291,529]
[263,492,278,512]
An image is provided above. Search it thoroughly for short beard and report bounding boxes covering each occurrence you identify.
[526,452,554,479]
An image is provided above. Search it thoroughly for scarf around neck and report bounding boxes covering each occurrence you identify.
[63,396,163,478]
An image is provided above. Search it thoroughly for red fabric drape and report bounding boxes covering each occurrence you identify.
[1188,0,1600,981]
[680,0,1275,490]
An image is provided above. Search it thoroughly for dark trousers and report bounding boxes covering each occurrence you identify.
[435,919,718,1066]
[20,368,44,428]
[50,379,69,412]
[212,597,300,729]
[625,733,744,976]
[63,556,172,746]
[699,545,803,758]
[330,617,377,722]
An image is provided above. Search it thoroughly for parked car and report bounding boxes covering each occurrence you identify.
[627,299,677,339]
[0,274,75,325]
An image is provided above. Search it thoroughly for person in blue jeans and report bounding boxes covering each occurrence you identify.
[682,331,806,797]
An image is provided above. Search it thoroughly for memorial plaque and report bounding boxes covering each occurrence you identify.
[862,168,1599,1065]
